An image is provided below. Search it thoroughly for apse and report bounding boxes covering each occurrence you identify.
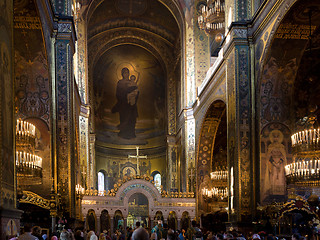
[93,44,166,147]
[87,0,181,189]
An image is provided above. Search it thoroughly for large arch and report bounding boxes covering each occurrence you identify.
[257,0,320,204]
[85,0,184,32]
[196,100,227,215]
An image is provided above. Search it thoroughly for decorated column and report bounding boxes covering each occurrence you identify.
[88,133,96,189]
[225,24,256,223]
[167,136,178,192]
[79,105,90,189]
[54,18,77,217]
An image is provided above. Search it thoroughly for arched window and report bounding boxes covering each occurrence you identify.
[98,171,105,194]
[154,173,161,192]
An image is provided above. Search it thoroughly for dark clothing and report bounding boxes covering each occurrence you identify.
[112,78,139,139]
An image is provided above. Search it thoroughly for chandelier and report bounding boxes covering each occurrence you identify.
[285,126,320,186]
[202,170,228,201]
[197,0,225,39]
[16,119,43,185]
[284,10,320,186]
[285,111,320,185]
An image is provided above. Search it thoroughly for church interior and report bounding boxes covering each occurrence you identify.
[1,0,320,238]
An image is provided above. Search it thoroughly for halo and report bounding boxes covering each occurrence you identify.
[116,62,139,80]
[269,129,284,143]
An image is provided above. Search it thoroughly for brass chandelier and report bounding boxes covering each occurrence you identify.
[197,0,225,39]
[16,119,43,185]
[202,170,228,201]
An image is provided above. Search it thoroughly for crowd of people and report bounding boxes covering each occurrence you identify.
[14,220,314,240]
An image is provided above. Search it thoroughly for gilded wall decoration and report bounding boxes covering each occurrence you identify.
[14,0,51,123]
[0,0,15,210]
[236,46,251,217]
[196,101,225,214]
[55,25,76,214]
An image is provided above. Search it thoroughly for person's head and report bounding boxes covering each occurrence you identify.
[151,232,157,240]
[99,233,106,240]
[23,224,32,233]
[121,68,129,79]
[132,227,149,240]
[32,226,41,236]
[87,231,96,240]
[191,220,197,227]
[292,233,301,240]
[217,234,224,240]
[75,230,82,237]
[266,235,275,240]
[130,75,136,81]
[167,229,175,240]
[60,230,70,240]
[136,222,141,228]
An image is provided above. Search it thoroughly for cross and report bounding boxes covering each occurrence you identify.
[128,147,147,176]
[21,30,28,37]
[58,115,68,134]
[189,165,195,192]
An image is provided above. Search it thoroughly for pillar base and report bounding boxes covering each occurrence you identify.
[0,207,23,239]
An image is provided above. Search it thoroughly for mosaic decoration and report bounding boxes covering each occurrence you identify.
[186,25,196,107]
[194,1,210,87]
[14,0,50,125]
[79,113,89,188]
[185,110,196,192]
[53,0,71,16]
[236,45,251,217]
[55,20,76,214]
[226,50,236,217]
[74,7,89,104]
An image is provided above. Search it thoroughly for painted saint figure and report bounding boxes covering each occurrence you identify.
[264,129,287,196]
[112,67,139,139]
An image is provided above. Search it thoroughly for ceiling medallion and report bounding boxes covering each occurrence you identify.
[115,0,148,16]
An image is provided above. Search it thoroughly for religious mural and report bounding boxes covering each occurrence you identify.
[93,45,166,147]
[260,123,292,203]
[259,3,317,203]
[13,0,51,198]
[14,0,50,124]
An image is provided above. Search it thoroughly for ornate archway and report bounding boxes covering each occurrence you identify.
[258,0,320,204]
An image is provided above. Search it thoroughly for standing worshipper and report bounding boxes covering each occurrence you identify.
[18,225,38,240]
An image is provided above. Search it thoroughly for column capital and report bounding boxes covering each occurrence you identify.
[54,17,76,50]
